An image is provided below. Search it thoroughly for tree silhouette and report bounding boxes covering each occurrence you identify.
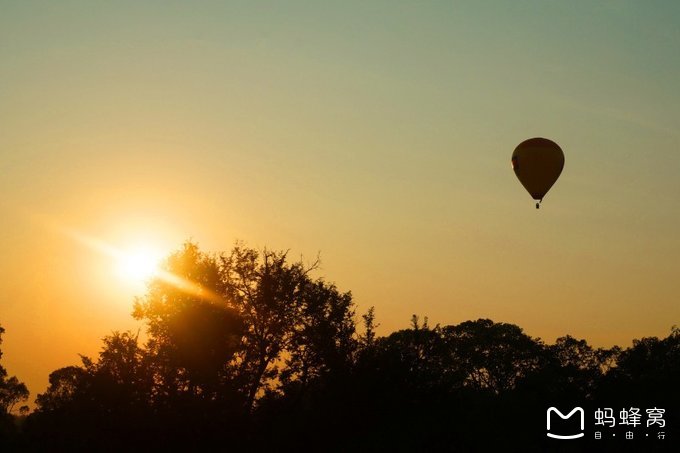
[33,366,88,413]
[17,242,680,451]
[216,244,358,414]
[0,326,28,415]
[133,243,242,401]
[220,245,317,411]
[279,278,356,390]
[441,318,544,394]
[0,325,29,450]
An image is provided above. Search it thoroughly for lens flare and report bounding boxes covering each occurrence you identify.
[116,247,162,283]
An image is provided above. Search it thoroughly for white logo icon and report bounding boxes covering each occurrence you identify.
[547,407,585,439]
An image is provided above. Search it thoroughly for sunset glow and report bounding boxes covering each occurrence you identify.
[115,246,162,284]
[1,2,679,434]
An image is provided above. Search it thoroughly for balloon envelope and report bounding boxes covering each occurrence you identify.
[511,138,564,201]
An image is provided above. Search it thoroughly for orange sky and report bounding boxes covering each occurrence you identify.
[1,1,679,405]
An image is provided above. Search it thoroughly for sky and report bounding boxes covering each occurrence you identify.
[1,1,679,404]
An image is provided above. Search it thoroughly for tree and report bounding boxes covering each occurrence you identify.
[280,279,356,389]
[29,332,155,450]
[601,326,680,402]
[219,245,311,411]
[442,319,544,394]
[133,243,243,402]
[359,306,378,348]
[132,241,357,415]
[0,325,29,414]
[220,244,357,412]
[0,325,29,450]
[34,366,88,413]
[34,239,680,450]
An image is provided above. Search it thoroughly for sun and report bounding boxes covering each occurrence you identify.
[116,246,162,284]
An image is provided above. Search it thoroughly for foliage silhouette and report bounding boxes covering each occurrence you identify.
[0,326,29,450]
[0,327,29,415]
[8,242,679,451]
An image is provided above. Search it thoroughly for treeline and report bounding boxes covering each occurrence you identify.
[1,243,679,451]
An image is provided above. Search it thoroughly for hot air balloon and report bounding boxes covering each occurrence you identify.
[511,137,564,209]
